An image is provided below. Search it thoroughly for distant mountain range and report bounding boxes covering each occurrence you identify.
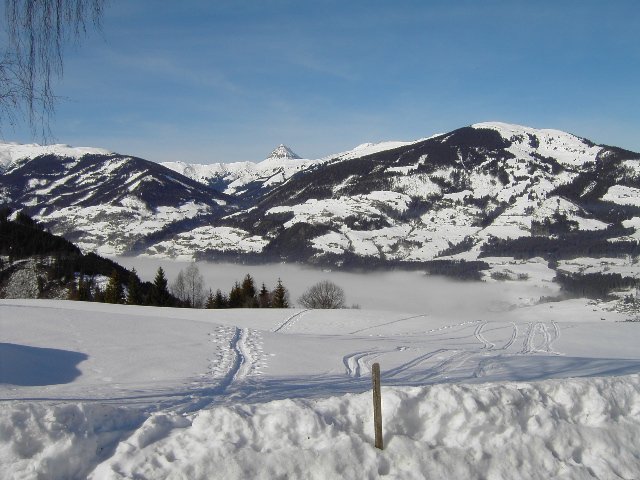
[1,122,639,270]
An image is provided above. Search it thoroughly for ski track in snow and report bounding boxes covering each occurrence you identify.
[521,321,562,355]
[343,319,563,382]
[272,309,310,333]
[474,322,495,350]
[503,322,519,350]
[182,326,264,411]
[342,349,389,378]
[213,326,265,386]
[348,314,428,335]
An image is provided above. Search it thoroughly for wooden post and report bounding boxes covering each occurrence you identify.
[372,362,383,450]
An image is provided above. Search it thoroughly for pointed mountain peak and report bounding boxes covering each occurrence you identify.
[267,144,301,160]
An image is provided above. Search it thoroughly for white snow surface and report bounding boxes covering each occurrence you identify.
[2,272,640,480]
[162,157,317,196]
[603,185,640,207]
[144,226,268,260]
[472,122,603,168]
[0,142,111,172]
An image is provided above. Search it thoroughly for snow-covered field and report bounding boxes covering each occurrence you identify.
[2,262,640,479]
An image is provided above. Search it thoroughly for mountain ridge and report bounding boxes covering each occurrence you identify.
[1,122,639,268]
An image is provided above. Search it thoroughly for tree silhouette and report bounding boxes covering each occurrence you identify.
[126,268,142,305]
[258,283,271,308]
[228,281,243,308]
[104,269,124,304]
[150,267,171,306]
[271,278,289,308]
[212,289,228,309]
[241,274,258,307]
[298,280,345,309]
[184,263,205,308]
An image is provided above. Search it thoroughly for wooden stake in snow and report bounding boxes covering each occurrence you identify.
[372,362,383,450]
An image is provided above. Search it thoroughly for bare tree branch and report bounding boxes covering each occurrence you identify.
[1,0,105,137]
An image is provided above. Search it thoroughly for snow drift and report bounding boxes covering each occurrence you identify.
[2,374,639,479]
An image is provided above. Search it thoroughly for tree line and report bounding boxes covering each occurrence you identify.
[165,262,291,309]
[555,270,639,300]
[70,263,352,310]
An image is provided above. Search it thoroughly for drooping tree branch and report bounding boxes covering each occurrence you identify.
[1,0,105,136]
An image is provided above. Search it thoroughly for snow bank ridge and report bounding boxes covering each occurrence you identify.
[3,374,639,479]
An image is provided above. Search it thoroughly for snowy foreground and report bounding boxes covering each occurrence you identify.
[2,298,640,479]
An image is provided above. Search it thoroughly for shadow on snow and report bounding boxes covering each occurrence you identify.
[0,343,88,386]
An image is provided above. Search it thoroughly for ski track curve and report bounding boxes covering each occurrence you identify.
[349,314,428,335]
[343,351,377,378]
[273,309,310,333]
[503,322,518,350]
[521,321,562,355]
[344,320,558,384]
[474,322,495,350]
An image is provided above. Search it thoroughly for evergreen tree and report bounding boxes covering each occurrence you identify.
[241,274,256,297]
[104,269,124,304]
[67,276,79,300]
[205,289,215,309]
[228,281,243,308]
[77,275,92,301]
[150,267,171,306]
[258,282,271,308]
[213,289,227,309]
[93,285,105,303]
[241,274,258,307]
[126,268,143,305]
[271,278,289,308]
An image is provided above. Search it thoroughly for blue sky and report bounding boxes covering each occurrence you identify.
[3,0,640,163]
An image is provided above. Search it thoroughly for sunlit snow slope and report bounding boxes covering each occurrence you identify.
[2,298,640,479]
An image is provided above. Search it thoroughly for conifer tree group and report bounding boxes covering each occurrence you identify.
[62,261,293,310]
[205,274,290,309]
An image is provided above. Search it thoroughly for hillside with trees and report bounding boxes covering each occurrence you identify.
[0,209,180,305]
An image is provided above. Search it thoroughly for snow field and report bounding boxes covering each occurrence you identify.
[3,375,639,479]
[472,122,603,168]
[144,226,268,260]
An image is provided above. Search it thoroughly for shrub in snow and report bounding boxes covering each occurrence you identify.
[298,280,346,309]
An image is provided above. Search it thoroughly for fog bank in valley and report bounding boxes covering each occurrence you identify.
[112,257,559,316]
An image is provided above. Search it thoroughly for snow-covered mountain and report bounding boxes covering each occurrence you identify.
[2,123,639,264]
[160,141,422,204]
[161,144,316,204]
[267,144,301,160]
[0,144,232,254]
[0,142,111,173]
[180,122,640,266]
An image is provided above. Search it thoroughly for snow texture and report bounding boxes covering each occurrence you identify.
[0,142,111,173]
[2,286,640,479]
